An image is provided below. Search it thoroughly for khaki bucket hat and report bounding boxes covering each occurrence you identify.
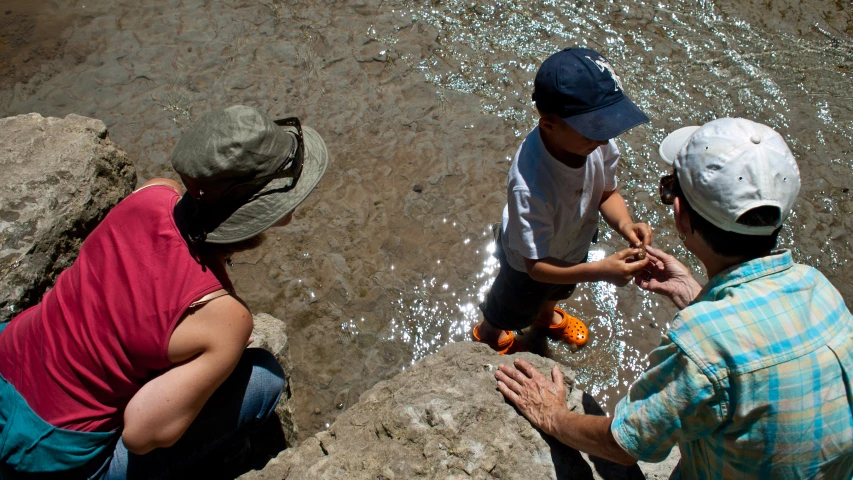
[171,105,328,243]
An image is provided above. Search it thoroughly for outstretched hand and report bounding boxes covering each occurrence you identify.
[598,248,650,287]
[634,245,702,310]
[495,359,568,436]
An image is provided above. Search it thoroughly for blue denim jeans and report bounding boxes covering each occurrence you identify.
[90,348,286,480]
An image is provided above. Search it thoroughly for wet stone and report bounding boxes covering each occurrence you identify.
[245,343,679,479]
[412,184,423,193]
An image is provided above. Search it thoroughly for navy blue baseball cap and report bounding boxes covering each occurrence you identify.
[532,47,649,141]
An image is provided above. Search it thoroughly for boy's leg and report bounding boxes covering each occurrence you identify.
[94,348,285,480]
[537,300,561,325]
[533,283,588,347]
[477,224,512,344]
[536,278,578,325]
[473,317,511,344]
[478,263,561,336]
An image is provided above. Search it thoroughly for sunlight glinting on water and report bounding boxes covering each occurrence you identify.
[389,1,851,264]
[382,227,499,363]
[357,0,851,410]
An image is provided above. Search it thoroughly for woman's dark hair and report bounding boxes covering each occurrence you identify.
[202,233,267,260]
[672,176,781,258]
[174,194,268,261]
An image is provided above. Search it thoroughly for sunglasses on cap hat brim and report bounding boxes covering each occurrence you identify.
[659,172,678,206]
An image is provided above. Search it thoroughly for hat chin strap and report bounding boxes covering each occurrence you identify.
[175,194,209,245]
[187,224,207,244]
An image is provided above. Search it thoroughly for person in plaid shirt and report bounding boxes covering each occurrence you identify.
[495,118,853,479]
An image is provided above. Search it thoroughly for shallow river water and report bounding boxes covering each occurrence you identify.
[1,0,851,439]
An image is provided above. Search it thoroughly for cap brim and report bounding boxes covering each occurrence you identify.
[204,125,329,243]
[562,95,650,141]
[658,126,700,166]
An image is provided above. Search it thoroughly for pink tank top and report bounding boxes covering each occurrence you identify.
[0,186,229,432]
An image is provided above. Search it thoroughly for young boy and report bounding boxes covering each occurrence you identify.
[474,47,653,354]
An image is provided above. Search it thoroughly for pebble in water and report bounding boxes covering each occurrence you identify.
[313,407,321,415]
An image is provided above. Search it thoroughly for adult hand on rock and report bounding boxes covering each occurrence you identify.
[496,359,567,436]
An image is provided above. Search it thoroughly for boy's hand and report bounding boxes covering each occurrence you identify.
[619,222,653,249]
[597,248,650,287]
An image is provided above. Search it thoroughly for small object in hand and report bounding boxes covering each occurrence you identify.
[636,244,647,261]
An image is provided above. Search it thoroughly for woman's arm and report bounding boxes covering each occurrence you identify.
[120,295,252,454]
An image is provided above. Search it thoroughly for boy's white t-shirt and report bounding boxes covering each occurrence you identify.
[501,126,620,273]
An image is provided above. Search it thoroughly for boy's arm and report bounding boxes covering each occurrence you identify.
[599,189,652,248]
[524,249,647,287]
[524,256,597,285]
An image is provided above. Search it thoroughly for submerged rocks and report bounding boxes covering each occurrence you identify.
[0,113,136,323]
[241,342,679,479]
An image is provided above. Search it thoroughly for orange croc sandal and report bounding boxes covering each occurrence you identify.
[472,324,516,355]
[535,307,589,347]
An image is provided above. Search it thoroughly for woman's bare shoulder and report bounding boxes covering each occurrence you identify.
[134,178,184,195]
[167,295,252,364]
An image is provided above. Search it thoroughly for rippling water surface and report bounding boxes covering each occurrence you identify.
[364,0,853,407]
[0,0,850,433]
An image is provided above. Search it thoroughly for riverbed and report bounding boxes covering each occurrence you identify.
[1,0,850,439]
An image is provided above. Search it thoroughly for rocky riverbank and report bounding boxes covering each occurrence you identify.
[0,113,677,477]
[0,112,136,322]
[240,342,679,479]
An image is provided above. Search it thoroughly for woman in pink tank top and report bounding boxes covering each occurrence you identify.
[0,105,329,479]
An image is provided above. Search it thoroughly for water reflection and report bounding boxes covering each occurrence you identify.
[383,226,497,363]
[360,0,852,410]
[361,227,669,411]
[2,0,849,432]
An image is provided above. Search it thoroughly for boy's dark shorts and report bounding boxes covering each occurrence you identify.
[479,230,588,331]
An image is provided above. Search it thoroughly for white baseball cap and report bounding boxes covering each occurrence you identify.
[658,118,800,235]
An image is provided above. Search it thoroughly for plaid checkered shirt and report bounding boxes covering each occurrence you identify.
[611,250,853,479]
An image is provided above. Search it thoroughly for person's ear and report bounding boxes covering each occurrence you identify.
[673,197,691,236]
[538,114,559,133]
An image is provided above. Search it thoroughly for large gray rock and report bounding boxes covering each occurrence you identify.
[0,113,136,323]
[241,342,679,479]
[251,312,298,448]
